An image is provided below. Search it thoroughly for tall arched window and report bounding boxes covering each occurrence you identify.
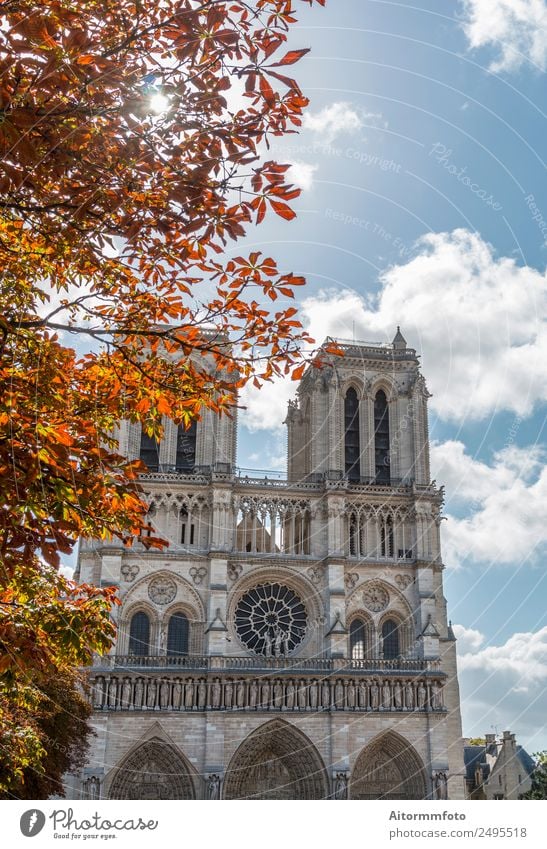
[129,612,150,656]
[350,618,366,660]
[374,390,390,483]
[176,421,197,472]
[345,387,360,481]
[139,429,160,471]
[382,618,399,659]
[167,612,189,657]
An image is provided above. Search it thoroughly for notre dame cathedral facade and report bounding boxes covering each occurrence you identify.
[70,331,465,800]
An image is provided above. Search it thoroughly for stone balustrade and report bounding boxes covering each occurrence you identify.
[99,654,440,673]
[89,670,445,714]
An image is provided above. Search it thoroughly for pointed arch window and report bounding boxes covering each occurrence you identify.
[180,507,195,546]
[167,612,189,657]
[129,612,150,656]
[382,618,399,659]
[139,429,160,471]
[374,390,390,483]
[344,387,360,481]
[350,618,366,660]
[176,420,197,472]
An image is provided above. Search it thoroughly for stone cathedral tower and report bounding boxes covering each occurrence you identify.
[71,331,465,801]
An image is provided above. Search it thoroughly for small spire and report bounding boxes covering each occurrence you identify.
[392,326,407,350]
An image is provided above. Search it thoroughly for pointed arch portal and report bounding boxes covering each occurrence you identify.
[350,732,427,799]
[223,720,329,800]
[108,738,196,799]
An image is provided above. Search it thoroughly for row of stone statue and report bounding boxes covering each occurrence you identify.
[91,675,444,712]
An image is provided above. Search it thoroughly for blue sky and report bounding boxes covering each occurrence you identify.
[232,0,547,751]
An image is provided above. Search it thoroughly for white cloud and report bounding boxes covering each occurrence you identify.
[453,623,485,651]
[302,101,383,144]
[455,625,547,749]
[299,229,547,423]
[461,0,547,72]
[431,440,547,567]
[287,160,318,191]
[239,376,296,432]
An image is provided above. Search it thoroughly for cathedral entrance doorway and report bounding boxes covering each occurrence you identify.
[223,720,329,799]
[108,738,196,799]
[350,732,427,799]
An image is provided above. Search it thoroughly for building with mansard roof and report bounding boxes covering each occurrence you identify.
[70,330,466,800]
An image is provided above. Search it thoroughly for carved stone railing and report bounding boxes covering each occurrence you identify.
[89,670,446,714]
[98,655,441,673]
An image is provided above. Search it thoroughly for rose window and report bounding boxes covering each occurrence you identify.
[235,583,307,656]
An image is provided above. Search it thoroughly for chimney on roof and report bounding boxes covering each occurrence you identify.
[392,326,407,350]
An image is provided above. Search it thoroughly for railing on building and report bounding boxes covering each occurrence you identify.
[98,654,440,673]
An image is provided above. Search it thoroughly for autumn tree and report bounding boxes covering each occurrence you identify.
[0,0,329,794]
[522,752,547,800]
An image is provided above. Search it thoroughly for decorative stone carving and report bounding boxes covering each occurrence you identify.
[307,565,325,586]
[207,774,221,800]
[394,574,413,590]
[91,673,443,714]
[83,776,100,800]
[148,576,177,605]
[345,572,359,590]
[121,563,139,582]
[189,566,207,586]
[227,563,243,583]
[433,770,448,800]
[362,584,389,613]
[334,771,348,800]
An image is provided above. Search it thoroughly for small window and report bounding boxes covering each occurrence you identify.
[382,618,399,659]
[139,429,160,471]
[350,619,366,659]
[175,421,197,472]
[344,388,360,481]
[374,390,390,483]
[167,613,189,657]
[129,612,150,656]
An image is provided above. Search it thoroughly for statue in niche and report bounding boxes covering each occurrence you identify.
[432,681,443,710]
[382,681,391,709]
[207,774,221,800]
[309,679,318,709]
[108,678,117,709]
[160,678,170,709]
[359,680,368,709]
[370,680,379,710]
[134,678,144,709]
[172,679,182,710]
[321,681,330,709]
[347,681,356,709]
[146,678,157,709]
[84,776,100,800]
[263,632,272,658]
[198,679,207,710]
[334,772,348,800]
[261,679,271,709]
[394,680,403,710]
[121,678,132,709]
[297,679,307,710]
[405,680,414,710]
[334,680,344,709]
[236,679,246,708]
[273,679,283,709]
[224,679,233,709]
[417,682,427,709]
[249,680,258,709]
[184,678,195,709]
[211,678,221,709]
[93,677,105,709]
[286,680,295,710]
[434,771,448,800]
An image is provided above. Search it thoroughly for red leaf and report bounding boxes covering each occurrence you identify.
[270,49,310,67]
[270,200,296,220]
